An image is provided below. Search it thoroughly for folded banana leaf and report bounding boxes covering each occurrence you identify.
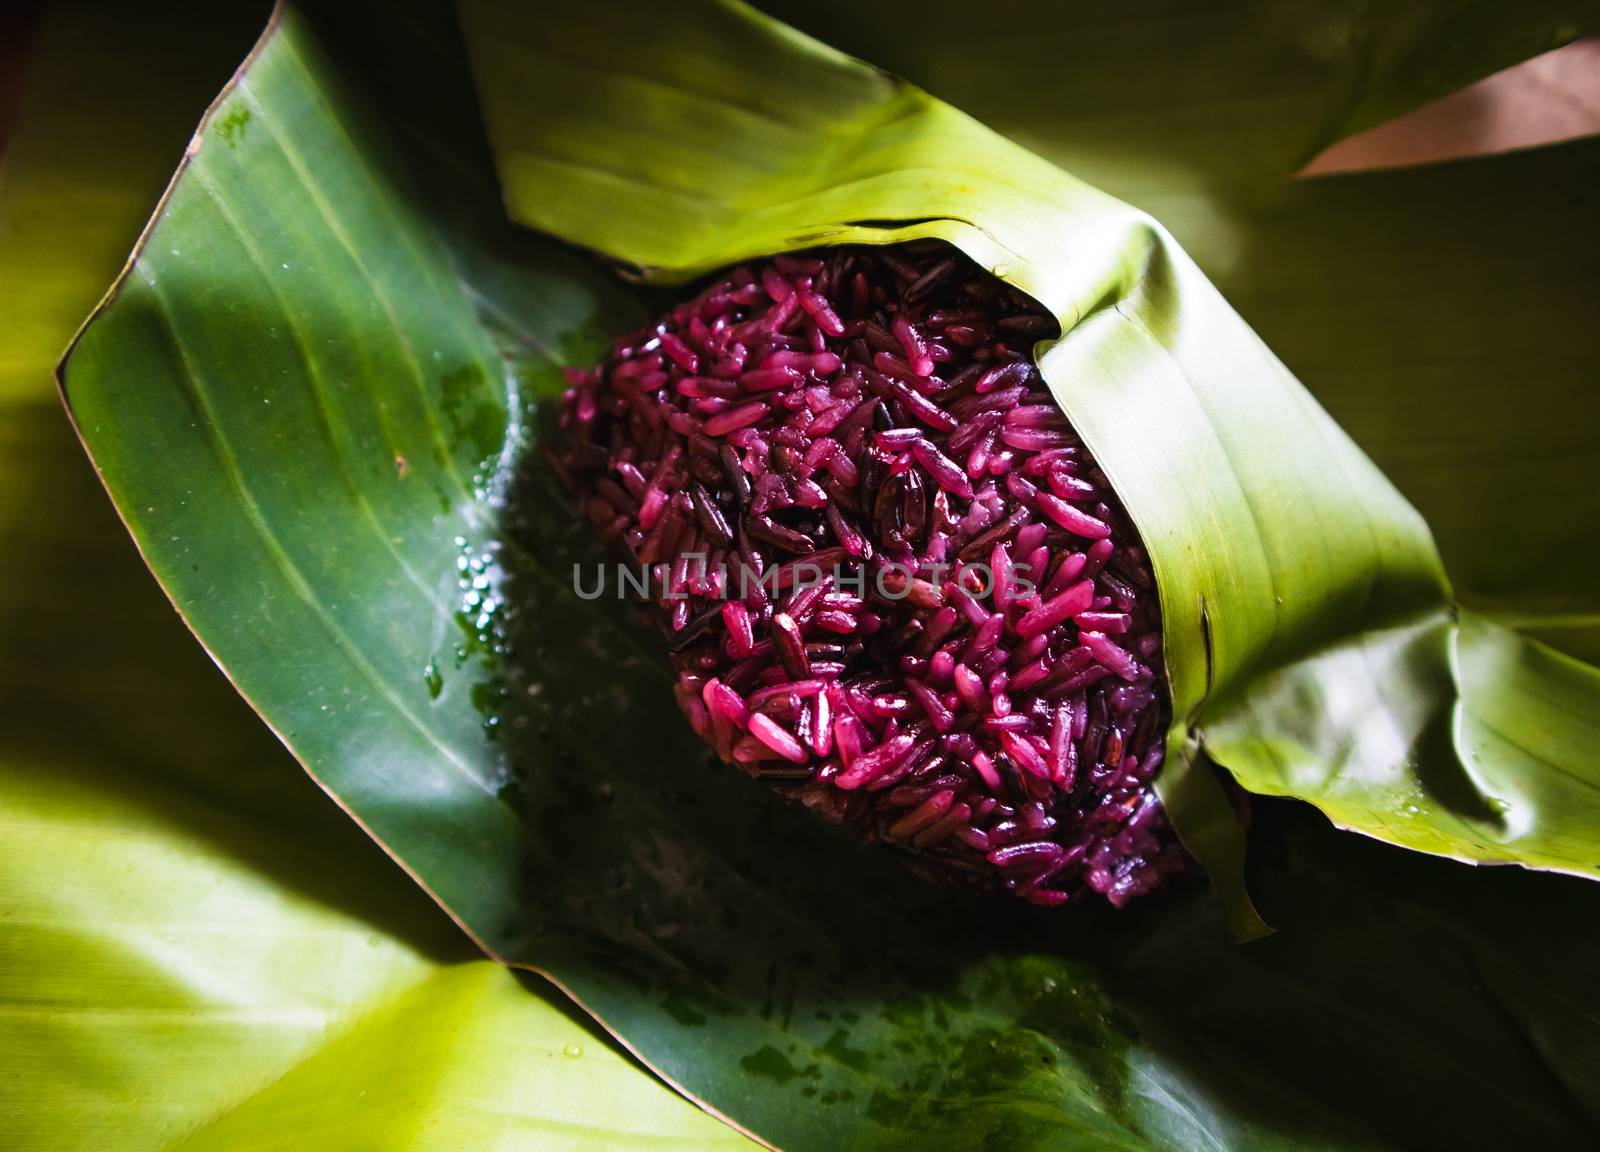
[1213,142,1600,644]
[43,0,1600,1148]
[0,3,742,1147]
[742,0,1600,873]
[756,0,1600,634]
[743,0,1600,864]
[453,0,1599,882]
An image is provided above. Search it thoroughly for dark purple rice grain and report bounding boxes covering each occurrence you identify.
[560,243,1188,907]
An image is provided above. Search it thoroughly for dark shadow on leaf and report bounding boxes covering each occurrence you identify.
[1411,681,1505,827]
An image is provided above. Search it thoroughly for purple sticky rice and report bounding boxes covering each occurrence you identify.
[558,243,1189,907]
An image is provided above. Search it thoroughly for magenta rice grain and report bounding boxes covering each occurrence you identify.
[555,241,1190,908]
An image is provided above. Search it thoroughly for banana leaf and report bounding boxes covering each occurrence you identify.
[45,0,1600,1148]
[0,4,744,1148]
[755,0,1600,629]
[1177,141,1600,633]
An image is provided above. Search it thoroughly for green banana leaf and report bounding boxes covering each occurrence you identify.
[0,4,745,1148]
[756,0,1600,628]
[44,0,1600,1148]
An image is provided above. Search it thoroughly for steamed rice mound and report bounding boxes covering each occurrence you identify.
[558,242,1188,907]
